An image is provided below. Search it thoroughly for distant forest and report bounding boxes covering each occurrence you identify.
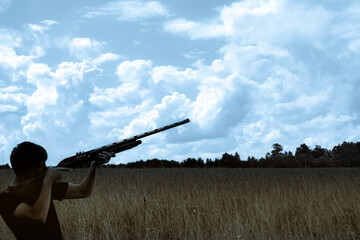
[1,141,360,169]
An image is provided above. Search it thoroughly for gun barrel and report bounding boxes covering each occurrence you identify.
[120,118,190,142]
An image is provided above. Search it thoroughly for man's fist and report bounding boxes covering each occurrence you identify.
[95,151,116,165]
[44,167,70,183]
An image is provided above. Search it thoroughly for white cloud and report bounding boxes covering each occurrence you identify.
[0,28,21,45]
[92,53,121,65]
[28,20,59,34]
[0,46,31,69]
[84,0,170,21]
[152,65,196,84]
[25,64,57,113]
[190,86,222,128]
[89,105,141,128]
[0,86,28,110]
[164,18,228,40]
[54,61,100,87]
[151,65,198,100]
[41,20,59,26]
[0,104,18,112]
[67,37,104,59]
[21,60,99,143]
[0,27,48,69]
[0,28,33,69]
[189,73,253,138]
[264,129,281,142]
[116,59,152,84]
[89,83,145,107]
[0,86,21,93]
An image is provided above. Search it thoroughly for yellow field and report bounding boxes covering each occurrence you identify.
[1,168,360,239]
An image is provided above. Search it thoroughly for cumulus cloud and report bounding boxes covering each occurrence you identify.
[116,59,152,84]
[84,0,170,21]
[8,58,101,161]
[0,21,57,70]
[0,23,106,163]
[161,0,360,158]
[67,37,104,60]
[192,73,252,134]
[0,28,33,69]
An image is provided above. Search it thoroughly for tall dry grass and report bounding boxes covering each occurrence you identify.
[1,168,360,239]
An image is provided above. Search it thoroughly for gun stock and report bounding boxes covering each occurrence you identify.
[57,118,190,168]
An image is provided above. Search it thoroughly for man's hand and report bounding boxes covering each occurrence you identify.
[94,151,116,165]
[44,167,70,183]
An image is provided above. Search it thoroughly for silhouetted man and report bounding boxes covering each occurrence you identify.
[0,141,114,239]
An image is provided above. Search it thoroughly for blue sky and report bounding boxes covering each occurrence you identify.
[0,0,359,166]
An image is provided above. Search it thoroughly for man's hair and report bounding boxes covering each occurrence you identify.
[10,141,47,176]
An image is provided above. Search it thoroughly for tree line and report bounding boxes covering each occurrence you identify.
[107,141,360,168]
[0,141,359,169]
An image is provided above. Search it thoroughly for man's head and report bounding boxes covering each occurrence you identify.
[10,141,47,176]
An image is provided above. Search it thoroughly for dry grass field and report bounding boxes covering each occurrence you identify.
[1,168,360,239]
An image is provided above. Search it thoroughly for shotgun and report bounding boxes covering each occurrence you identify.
[57,118,190,168]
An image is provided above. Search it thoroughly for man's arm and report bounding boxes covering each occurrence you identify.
[14,168,68,223]
[64,151,115,199]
